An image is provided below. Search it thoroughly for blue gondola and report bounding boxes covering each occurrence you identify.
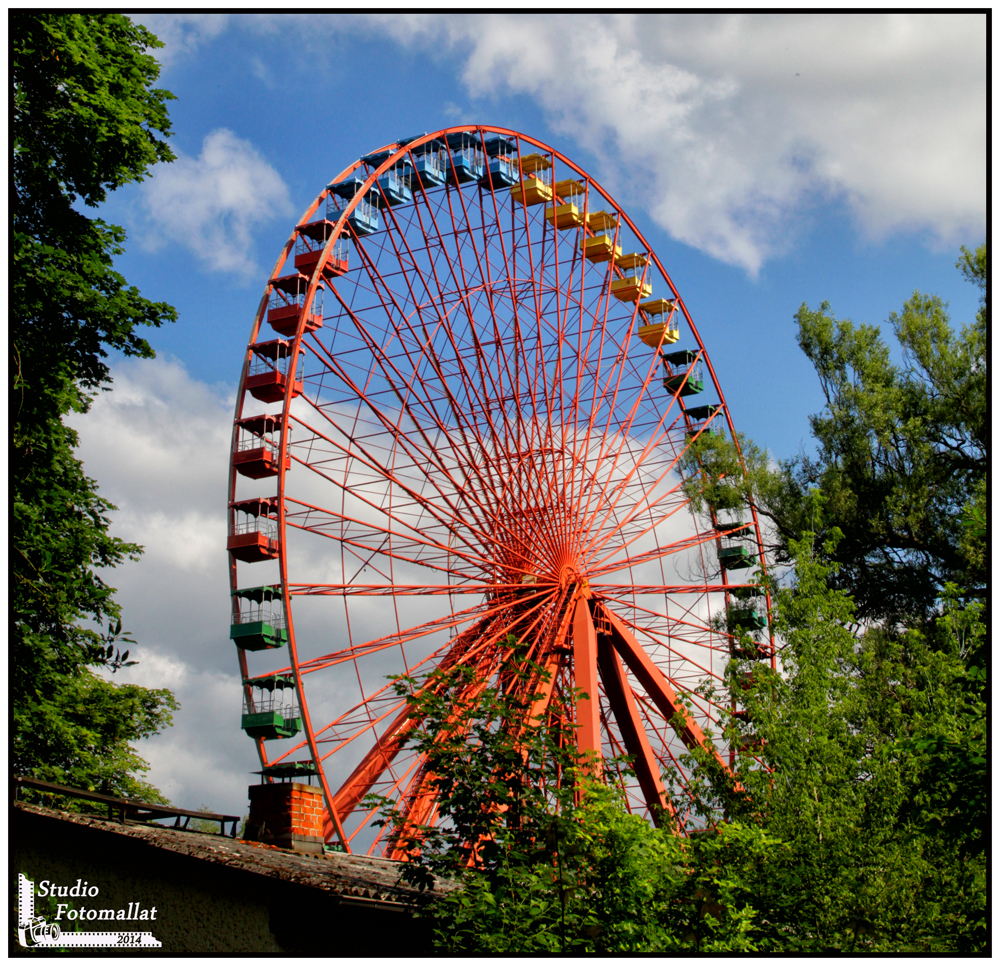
[361,148,396,167]
[444,131,482,151]
[444,131,484,184]
[334,170,397,211]
[481,133,519,187]
[409,139,447,188]
[483,134,516,157]
[327,175,379,206]
[360,146,414,205]
[481,154,519,188]
[377,160,413,206]
[326,189,379,237]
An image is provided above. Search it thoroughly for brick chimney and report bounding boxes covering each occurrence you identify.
[245,782,324,854]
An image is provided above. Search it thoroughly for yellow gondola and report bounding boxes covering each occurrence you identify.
[636,297,679,346]
[581,210,622,263]
[511,153,553,205]
[610,252,652,302]
[545,179,586,229]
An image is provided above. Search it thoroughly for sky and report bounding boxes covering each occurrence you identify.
[72,12,986,820]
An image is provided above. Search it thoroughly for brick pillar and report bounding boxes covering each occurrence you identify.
[245,782,325,854]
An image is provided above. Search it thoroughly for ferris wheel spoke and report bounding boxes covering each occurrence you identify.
[289,582,509,597]
[578,427,684,546]
[602,600,727,677]
[573,420,685,561]
[284,492,503,576]
[286,410,527,568]
[577,445,702,568]
[630,692,710,815]
[597,603,727,767]
[518,582,578,728]
[604,605,728,691]
[307,308,569,566]
[291,386,474,519]
[565,283,620,535]
[381,185,519,482]
[315,280,492,470]
[476,178,529,438]
[368,756,429,850]
[571,345,709,546]
[389,762,445,859]
[316,696,409,756]
[327,615,507,819]
[295,602,489,677]
[327,703,423,820]
[585,523,722,581]
[303,324,507,538]
[297,586,559,682]
[510,209,549,444]
[315,663,484,786]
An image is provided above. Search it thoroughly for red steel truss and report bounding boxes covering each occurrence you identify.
[227,126,773,855]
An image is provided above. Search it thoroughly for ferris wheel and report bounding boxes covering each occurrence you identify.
[227,126,772,855]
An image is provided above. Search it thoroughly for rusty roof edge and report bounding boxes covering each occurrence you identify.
[13,801,460,901]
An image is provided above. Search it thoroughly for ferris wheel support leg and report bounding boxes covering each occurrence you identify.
[572,597,602,774]
[596,634,675,827]
[600,605,729,773]
[326,704,419,838]
[387,764,440,862]
[323,617,498,840]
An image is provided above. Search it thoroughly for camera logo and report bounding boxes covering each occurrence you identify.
[17,874,161,949]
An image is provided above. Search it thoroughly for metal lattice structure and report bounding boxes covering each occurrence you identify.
[227,126,773,855]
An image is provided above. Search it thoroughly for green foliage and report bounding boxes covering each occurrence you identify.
[683,244,987,624]
[189,805,227,835]
[679,535,987,952]
[15,674,178,804]
[372,643,595,878]
[12,13,178,801]
[894,584,987,859]
[373,645,779,953]
[13,12,177,418]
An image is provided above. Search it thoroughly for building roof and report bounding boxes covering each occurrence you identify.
[13,801,457,906]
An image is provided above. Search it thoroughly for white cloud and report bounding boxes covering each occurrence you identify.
[136,14,230,68]
[368,12,985,273]
[138,129,293,278]
[129,14,984,272]
[99,652,257,816]
[68,358,256,814]
[249,55,275,88]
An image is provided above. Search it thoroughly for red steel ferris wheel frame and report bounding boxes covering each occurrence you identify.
[228,126,773,854]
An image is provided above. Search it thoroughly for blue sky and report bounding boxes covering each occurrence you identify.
[77,13,985,817]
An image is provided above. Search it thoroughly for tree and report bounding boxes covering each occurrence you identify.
[674,248,988,950]
[12,13,179,799]
[371,646,768,954]
[380,248,988,953]
[656,531,986,954]
[683,244,987,625]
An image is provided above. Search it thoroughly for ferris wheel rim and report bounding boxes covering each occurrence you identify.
[228,125,773,854]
